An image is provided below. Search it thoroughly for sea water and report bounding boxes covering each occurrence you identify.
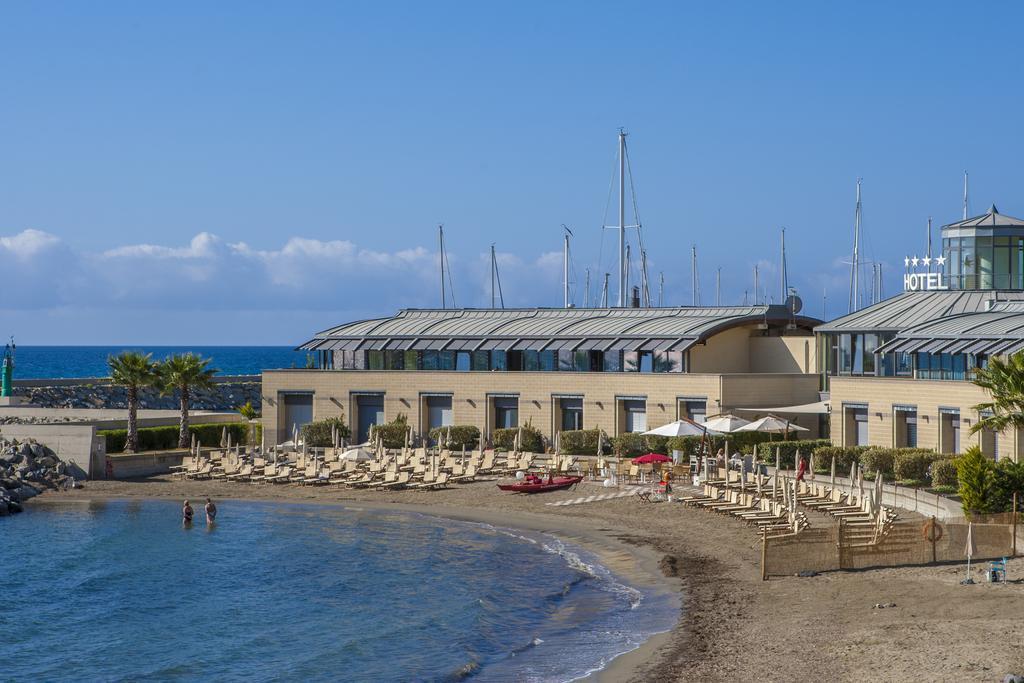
[13,346,307,379]
[3,500,677,682]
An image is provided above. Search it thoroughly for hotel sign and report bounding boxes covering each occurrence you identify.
[903,255,949,292]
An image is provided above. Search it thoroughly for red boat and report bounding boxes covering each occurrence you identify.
[497,475,583,494]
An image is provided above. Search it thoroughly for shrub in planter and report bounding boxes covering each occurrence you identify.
[559,429,608,455]
[428,425,481,449]
[101,422,251,454]
[859,448,896,477]
[301,417,351,448]
[811,445,863,473]
[493,423,544,452]
[755,439,832,469]
[611,433,647,459]
[930,458,958,488]
[893,449,939,482]
[372,414,411,449]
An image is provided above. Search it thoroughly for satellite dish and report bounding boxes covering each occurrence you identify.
[785,294,803,315]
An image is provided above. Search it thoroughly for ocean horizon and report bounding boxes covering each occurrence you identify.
[11,346,309,380]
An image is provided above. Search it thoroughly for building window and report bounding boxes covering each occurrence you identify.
[456,351,471,371]
[404,350,419,370]
[355,394,385,444]
[539,350,556,371]
[940,409,960,454]
[490,351,508,371]
[680,399,707,424]
[424,395,453,439]
[623,351,639,372]
[493,397,519,429]
[471,351,489,371]
[621,399,647,433]
[603,351,622,372]
[282,393,314,441]
[894,406,917,448]
[559,397,583,432]
[844,405,868,447]
[367,351,384,370]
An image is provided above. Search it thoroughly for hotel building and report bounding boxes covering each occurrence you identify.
[819,205,1024,460]
[261,305,822,446]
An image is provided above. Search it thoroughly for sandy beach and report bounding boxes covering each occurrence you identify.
[33,476,1024,682]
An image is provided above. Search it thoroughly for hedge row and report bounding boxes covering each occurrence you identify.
[931,458,958,487]
[102,422,256,454]
[493,424,544,453]
[301,418,351,448]
[428,425,481,448]
[370,415,412,449]
[559,429,610,455]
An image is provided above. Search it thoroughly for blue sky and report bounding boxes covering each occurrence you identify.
[2,1,1023,343]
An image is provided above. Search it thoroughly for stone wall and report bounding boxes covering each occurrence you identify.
[13,377,260,412]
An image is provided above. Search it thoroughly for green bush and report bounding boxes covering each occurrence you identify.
[751,439,832,469]
[956,446,998,514]
[428,425,481,449]
[559,429,609,455]
[893,449,940,481]
[859,448,897,477]
[931,458,958,487]
[301,417,351,448]
[811,445,864,473]
[101,422,253,454]
[371,414,412,449]
[493,423,544,452]
[993,458,1024,512]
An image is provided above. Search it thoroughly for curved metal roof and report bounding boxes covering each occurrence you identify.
[814,291,1024,334]
[872,300,1024,357]
[300,305,819,352]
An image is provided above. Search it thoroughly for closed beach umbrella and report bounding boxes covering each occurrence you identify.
[516,425,523,453]
[849,462,857,501]
[964,522,977,581]
[596,430,604,457]
[445,426,451,449]
[259,430,265,455]
[830,456,836,490]
[226,432,232,451]
[808,451,815,482]
[478,430,486,454]
[221,426,228,448]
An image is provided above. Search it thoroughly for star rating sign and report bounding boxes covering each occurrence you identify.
[922,256,932,266]
[911,256,920,267]
[904,257,910,267]
[936,255,946,267]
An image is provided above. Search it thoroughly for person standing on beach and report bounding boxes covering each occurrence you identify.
[182,500,194,525]
[796,454,808,482]
[205,498,217,524]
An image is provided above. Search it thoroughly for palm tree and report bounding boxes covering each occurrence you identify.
[160,353,219,448]
[236,400,260,446]
[971,352,1024,435]
[107,351,158,453]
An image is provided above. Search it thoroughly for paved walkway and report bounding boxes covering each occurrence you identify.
[545,485,645,506]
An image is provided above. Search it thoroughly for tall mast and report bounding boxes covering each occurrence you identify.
[641,249,650,307]
[780,227,789,302]
[601,273,610,308]
[491,244,497,308]
[584,269,591,308]
[849,178,862,313]
[753,264,759,305]
[658,272,664,307]
[926,216,933,275]
[439,224,446,309]
[562,225,572,308]
[963,170,969,219]
[691,245,698,306]
[618,129,627,307]
[624,244,631,299]
[716,267,722,306]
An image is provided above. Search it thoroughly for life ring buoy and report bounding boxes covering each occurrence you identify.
[922,519,943,543]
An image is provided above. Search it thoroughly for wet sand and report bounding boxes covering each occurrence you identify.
[34,476,1024,682]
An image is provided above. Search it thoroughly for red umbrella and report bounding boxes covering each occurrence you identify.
[633,453,671,464]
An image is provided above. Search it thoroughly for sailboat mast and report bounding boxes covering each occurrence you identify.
[601,273,610,308]
[439,224,446,309]
[491,244,497,308]
[716,267,722,306]
[753,264,759,305]
[641,250,650,307]
[926,216,933,275]
[659,272,664,307]
[849,178,862,313]
[963,170,969,220]
[584,269,591,308]
[780,227,788,302]
[618,129,626,308]
[691,245,698,306]
[563,228,570,308]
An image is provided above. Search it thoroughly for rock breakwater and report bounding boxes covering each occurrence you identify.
[0,438,78,515]
[14,380,260,412]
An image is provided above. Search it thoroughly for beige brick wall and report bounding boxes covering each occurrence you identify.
[262,369,821,445]
[749,336,816,374]
[689,326,750,373]
[829,376,1021,461]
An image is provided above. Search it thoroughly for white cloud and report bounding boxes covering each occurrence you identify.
[0,229,62,259]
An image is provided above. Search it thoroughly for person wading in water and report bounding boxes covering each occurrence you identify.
[182,500,194,526]
[205,497,217,525]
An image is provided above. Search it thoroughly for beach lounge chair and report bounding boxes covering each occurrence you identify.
[265,466,292,484]
[169,456,193,474]
[185,461,213,480]
[226,464,253,481]
[379,472,411,490]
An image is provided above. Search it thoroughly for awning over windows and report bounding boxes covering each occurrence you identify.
[735,401,831,415]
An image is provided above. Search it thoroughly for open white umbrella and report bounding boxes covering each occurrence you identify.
[735,414,809,437]
[644,418,709,438]
[701,414,751,433]
[964,522,977,583]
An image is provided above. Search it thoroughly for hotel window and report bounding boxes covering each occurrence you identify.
[471,351,489,371]
[838,334,852,374]
[538,350,556,371]
[506,350,523,371]
[490,350,508,371]
[558,397,584,431]
[523,350,540,371]
[424,395,453,435]
[962,241,976,289]
[995,237,1012,289]
[367,351,384,370]
[638,351,654,373]
[623,351,639,372]
[940,408,960,454]
[455,351,471,371]
[977,236,994,289]
[843,405,868,447]
[603,351,622,372]
[493,397,519,429]
[403,350,418,370]
[282,392,314,441]
[894,406,917,448]
[558,351,575,371]
[680,399,707,424]
[621,399,647,433]
[383,350,404,370]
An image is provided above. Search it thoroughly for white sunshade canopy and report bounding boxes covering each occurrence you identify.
[341,447,374,462]
[643,418,710,438]
[735,415,810,434]
[734,401,830,415]
[701,414,751,433]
